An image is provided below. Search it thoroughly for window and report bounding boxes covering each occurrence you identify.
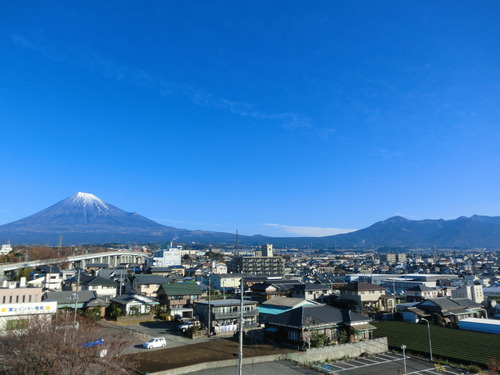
[288,330,299,341]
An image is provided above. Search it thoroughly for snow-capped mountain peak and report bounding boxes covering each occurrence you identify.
[70,192,109,212]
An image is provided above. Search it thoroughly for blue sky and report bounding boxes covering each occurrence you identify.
[1,1,499,237]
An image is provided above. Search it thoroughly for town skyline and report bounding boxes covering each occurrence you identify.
[1,2,498,237]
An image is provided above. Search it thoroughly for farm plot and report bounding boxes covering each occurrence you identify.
[373,321,500,367]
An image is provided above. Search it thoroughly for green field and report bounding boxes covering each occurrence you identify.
[373,321,500,367]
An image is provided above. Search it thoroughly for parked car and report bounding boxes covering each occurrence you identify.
[142,337,167,349]
[177,320,201,333]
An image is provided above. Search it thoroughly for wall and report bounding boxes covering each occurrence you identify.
[286,337,388,363]
[147,337,388,375]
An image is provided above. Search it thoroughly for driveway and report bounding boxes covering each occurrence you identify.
[98,320,213,354]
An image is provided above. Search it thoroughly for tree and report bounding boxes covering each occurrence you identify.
[0,315,137,375]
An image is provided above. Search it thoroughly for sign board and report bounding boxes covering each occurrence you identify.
[0,301,57,316]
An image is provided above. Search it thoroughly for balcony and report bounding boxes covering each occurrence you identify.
[213,309,259,320]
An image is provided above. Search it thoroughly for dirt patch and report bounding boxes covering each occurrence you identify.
[124,337,293,373]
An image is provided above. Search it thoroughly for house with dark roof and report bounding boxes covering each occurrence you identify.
[194,299,259,336]
[110,292,159,315]
[43,290,109,318]
[258,297,320,323]
[265,304,376,348]
[249,281,296,303]
[405,285,439,302]
[156,282,204,316]
[290,283,331,301]
[338,282,394,312]
[403,297,487,324]
[132,274,171,297]
[80,276,118,300]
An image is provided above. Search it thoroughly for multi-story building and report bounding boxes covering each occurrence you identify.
[452,284,484,304]
[228,245,285,275]
[194,299,259,335]
[150,248,182,267]
[156,282,204,314]
[338,281,394,312]
[0,278,57,332]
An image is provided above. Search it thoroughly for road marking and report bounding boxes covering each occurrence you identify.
[407,367,460,375]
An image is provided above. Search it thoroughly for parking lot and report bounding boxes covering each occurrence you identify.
[314,352,472,375]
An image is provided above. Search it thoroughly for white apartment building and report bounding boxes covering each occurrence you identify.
[151,248,182,267]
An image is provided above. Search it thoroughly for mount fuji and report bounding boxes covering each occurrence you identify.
[0,192,238,245]
[1,193,499,248]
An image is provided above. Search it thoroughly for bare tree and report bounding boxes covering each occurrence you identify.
[0,315,138,375]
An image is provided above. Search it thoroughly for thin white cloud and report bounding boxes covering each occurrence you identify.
[9,33,318,132]
[264,223,357,237]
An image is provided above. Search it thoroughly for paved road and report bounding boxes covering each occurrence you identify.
[183,360,319,375]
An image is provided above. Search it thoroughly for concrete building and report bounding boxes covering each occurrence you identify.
[209,273,243,292]
[151,248,182,267]
[452,284,484,304]
[228,245,285,275]
[0,280,57,332]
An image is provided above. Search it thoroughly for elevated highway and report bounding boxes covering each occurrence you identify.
[0,250,148,276]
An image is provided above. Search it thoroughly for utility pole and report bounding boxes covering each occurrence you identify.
[207,274,211,337]
[238,278,244,375]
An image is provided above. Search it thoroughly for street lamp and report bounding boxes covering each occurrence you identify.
[420,317,433,361]
[401,344,407,374]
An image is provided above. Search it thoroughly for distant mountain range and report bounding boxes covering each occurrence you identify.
[0,192,499,248]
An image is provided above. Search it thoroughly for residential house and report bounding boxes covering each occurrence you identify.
[338,282,393,312]
[43,290,109,318]
[290,283,331,301]
[405,285,439,302]
[258,296,320,323]
[209,273,243,292]
[156,282,204,317]
[110,292,159,315]
[80,276,117,300]
[264,304,376,348]
[28,266,63,290]
[194,299,259,335]
[149,267,173,277]
[402,297,487,324]
[132,274,170,297]
[249,281,296,303]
